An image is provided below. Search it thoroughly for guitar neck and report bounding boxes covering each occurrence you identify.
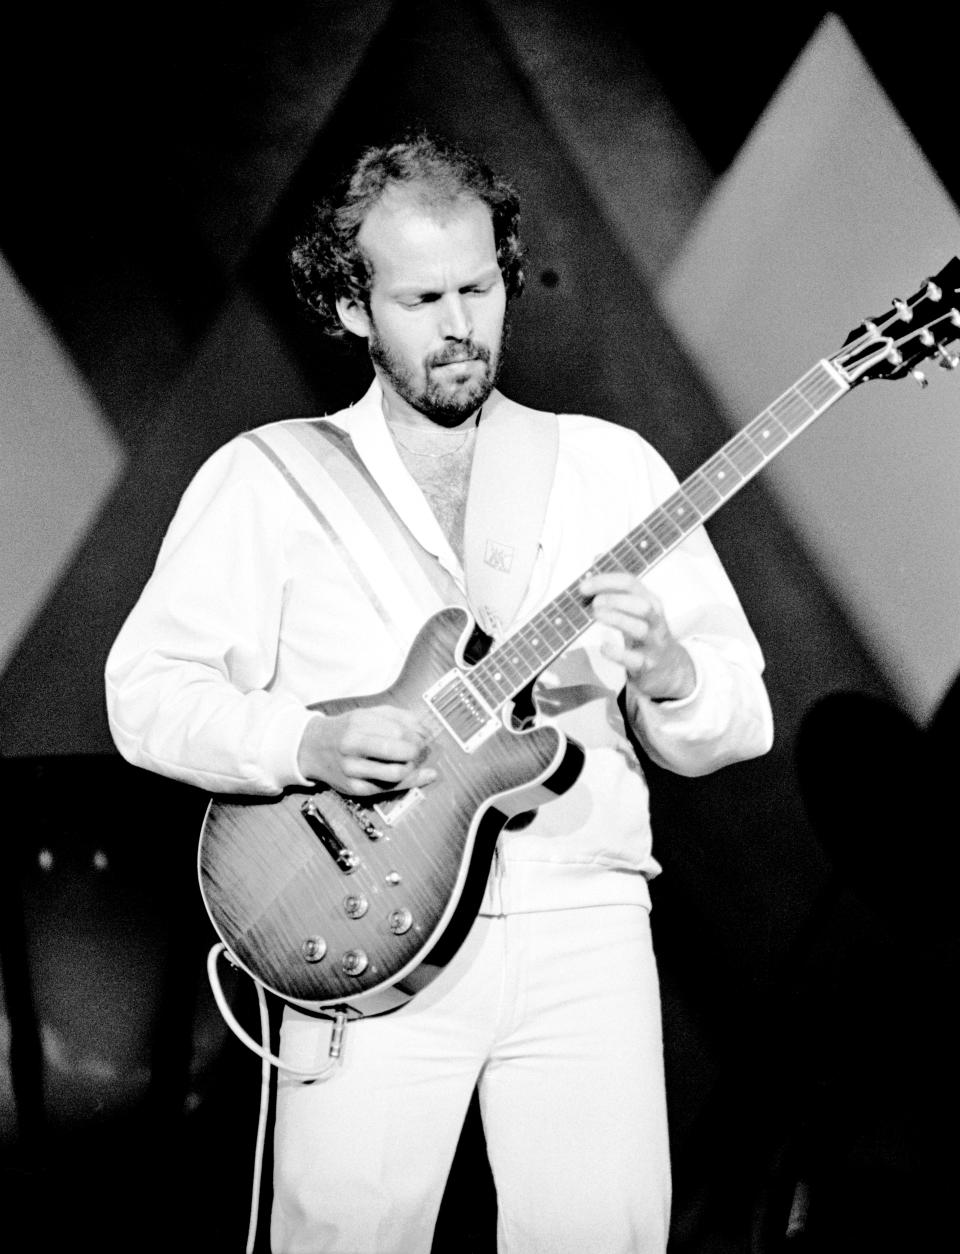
[467,358,850,709]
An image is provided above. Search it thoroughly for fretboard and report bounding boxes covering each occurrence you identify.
[466,359,848,710]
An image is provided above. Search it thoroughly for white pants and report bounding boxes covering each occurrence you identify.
[271,904,671,1254]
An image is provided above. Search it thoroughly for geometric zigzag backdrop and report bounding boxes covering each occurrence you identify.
[3,3,957,755]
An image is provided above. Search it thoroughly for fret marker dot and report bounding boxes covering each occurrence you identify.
[677,507,685,516]
[762,430,770,439]
[718,471,726,479]
[640,540,648,549]
[494,672,502,682]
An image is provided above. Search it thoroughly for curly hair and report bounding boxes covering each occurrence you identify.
[289,132,526,337]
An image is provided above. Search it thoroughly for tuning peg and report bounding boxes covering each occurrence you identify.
[925,280,943,301]
[951,309,960,328]
[936,345,960,369]
[893,298,913,322]
[911,368,929,387]
[886,346,904,366]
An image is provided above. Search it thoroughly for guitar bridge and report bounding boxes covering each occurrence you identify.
[372,787,424,827]
[422,669,499,753]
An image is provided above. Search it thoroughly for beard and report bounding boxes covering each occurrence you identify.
[368,323,506,427]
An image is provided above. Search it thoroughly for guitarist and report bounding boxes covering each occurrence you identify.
[105,133,774,1254]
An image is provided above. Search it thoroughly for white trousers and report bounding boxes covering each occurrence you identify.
[271,904,671,1254]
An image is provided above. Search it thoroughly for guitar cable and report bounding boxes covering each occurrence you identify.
[206,942,349,1254]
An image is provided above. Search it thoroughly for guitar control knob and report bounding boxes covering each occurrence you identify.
[341,949,369,977]
[388,908,414,936]
[301,936,328,963]
[343,894,369,919]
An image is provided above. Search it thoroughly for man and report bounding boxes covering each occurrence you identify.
[106,133,773,1253]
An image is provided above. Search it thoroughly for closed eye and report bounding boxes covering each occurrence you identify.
[400,293,441,308]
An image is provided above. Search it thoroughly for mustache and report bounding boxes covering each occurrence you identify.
[427,341,492,368]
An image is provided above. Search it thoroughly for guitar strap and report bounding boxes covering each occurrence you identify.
[244,422,464,636]
[462,390,559,639]
[244,394,559,640]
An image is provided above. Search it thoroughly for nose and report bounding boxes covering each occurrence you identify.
[438,293,471,340]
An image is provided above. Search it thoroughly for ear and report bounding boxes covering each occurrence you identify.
[336,295,372,340]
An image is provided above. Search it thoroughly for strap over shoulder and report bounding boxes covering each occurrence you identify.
[243,420,464,632]
[463,392,559,638]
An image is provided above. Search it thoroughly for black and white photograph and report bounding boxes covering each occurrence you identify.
[2,4,958,1252]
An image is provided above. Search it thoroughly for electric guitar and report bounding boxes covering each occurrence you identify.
[199,259,960,1016]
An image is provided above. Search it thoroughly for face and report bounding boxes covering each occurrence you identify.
[337,190,507,427]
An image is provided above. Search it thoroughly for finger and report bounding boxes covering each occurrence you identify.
[341,756,418,787]
[396,764,439,791]
[622,646,649,678]
[601,635,642,664]
[367,705,433,737]
[591,605,651,640]
[587,582,653,612]
[580,572,640,598]
[342,729,426,764]
[341,757,437,793]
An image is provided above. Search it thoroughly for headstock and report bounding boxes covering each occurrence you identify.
[831,256,960,388]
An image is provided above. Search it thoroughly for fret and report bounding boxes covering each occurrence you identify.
[745,407,792,456]
[725,431,766,477]
[701,449,744,496]
[497,640,536,686]
[771,387,815,419]
[630,522,666,563]
[512,629,544,671]
[478,653,526,702]
[518,620,553,663]
[614,534,653,577]
[555,587,594,630]
[610,536,641,572]
[593,549,627,574]
[531,610,568,653]
[661,488,702,533]
[682,470,723,516]
[481,589,590,695]
[770,393,812,432]
[474,671,510,707]
[647,507,684,549]
[797,364,843,412]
